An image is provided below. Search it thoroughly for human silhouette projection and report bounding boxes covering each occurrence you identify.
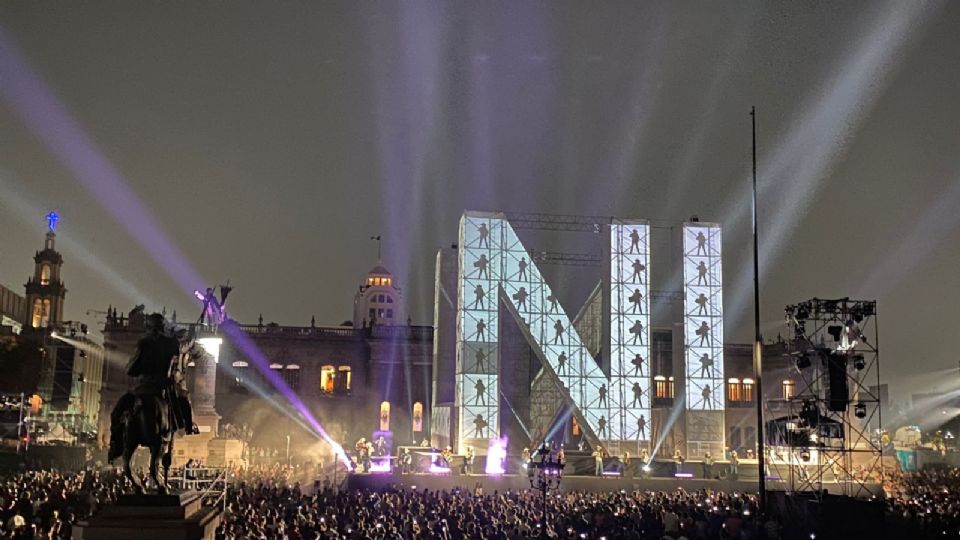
[701,384,712,408]
[695,231,707,255]
[475,379,486,405]
[597,415,607,438]
[631,259,646,284]
[696,293,709,315]
[697,261,708,286]
[632,354,645,376]
[637,414,647,439]
[473,284,485,309]
[629,289,644,314]
[698,353,713,377]
[518,257,528,281]
[478,223,489,248]
[557,351,567,375]
[512,286,529,310]
[629,229,641,254]
[547,294,560,313]
[476,319,486,341]
[474,414,488,438]
[475,348,486,372]
[554,320,565,344]
[474,254,489,279]
[696,321,710,346]
[632,382,643,407]
[599,383,608,407]
[630,320,645,345]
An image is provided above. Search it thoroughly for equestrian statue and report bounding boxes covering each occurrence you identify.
[108,312,200,494]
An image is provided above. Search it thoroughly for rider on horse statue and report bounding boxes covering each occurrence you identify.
[108,312,198,463]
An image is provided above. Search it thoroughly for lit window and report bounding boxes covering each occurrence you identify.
[284,364,301,390]
[232,361,248,389]
[385,278,391,286]
[320,365,335,394]
[742,378,754,401]
[655,376,668,399]
[380,401,391,431]
[413,402,423,432]
[40,299,51,328]
[367,277,374,285]
[31,299,43,328]
[667,376,675,398]
[40,265,51,286]
[337,365,352,393]
[782,379,795,400]
[727,378,741,402]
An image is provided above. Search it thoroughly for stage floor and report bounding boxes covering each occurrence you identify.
[344,472,883,499]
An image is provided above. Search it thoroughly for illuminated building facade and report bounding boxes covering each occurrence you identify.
[101,262,433,462]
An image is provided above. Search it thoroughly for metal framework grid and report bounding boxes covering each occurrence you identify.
[456,212,607,452]
[767,298,882,499]
[682,223,725,411]
[608,220,652,442]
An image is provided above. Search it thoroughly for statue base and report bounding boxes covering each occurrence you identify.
[73,491,221,540]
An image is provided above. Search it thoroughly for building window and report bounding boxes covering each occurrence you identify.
[782,379,795,400]
[40,265,51,286]
[413,402,423,432]
[742,378,755,401]
[369,308,375,320]
[231,361,248,390]
[320,365,335,394]
[655,376,670,399]
[284,364,301,390]
[386,296,393,304]
[386,309,393,319]
[379,401,390,431]
[727,378,742,402]
[378,294,385,302]
[31,299,43,328]
[337,365,352,393]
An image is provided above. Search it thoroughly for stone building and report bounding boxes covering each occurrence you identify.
[0,213,105,441]
[101,263,433,463]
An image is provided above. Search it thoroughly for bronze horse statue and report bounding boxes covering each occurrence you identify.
[109,314,198,494]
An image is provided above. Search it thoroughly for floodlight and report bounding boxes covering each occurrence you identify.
[852,354,866,371]
[855,402,867,419]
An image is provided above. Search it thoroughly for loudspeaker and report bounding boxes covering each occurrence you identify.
[825,353,849,412]
[51,346,76,409]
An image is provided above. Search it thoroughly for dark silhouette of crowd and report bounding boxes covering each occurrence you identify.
[217,484,772,540]
[1,465,960,539]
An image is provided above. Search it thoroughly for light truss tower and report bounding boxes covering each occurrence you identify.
[766,298,882,498]
[608,220,652,444]
[682,222,726,458]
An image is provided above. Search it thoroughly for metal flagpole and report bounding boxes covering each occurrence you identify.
[751,106,767,513]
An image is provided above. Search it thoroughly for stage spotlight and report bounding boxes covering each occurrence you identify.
[800,450,811,462]
[852,354,866,371]
[827,325,843,342]
[81,324,88,335]
[50,331,58,338]
[855,402,867,419]
[79,350,87,358]
[796,353,812,370]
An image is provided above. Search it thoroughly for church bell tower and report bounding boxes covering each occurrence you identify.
[24,212,67,331]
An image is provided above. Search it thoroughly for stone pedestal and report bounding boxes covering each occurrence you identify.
[73,492,221,540]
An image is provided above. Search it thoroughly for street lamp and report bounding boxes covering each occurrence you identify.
[527,444,564,538]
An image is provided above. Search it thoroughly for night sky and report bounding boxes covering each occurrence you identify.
[1,2,958,402]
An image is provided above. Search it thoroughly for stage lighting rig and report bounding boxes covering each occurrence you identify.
[852,354,866,371]
[855,402,867,419]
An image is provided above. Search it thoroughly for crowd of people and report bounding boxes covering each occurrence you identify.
[0,462,958,539]
[885,467,960,538]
